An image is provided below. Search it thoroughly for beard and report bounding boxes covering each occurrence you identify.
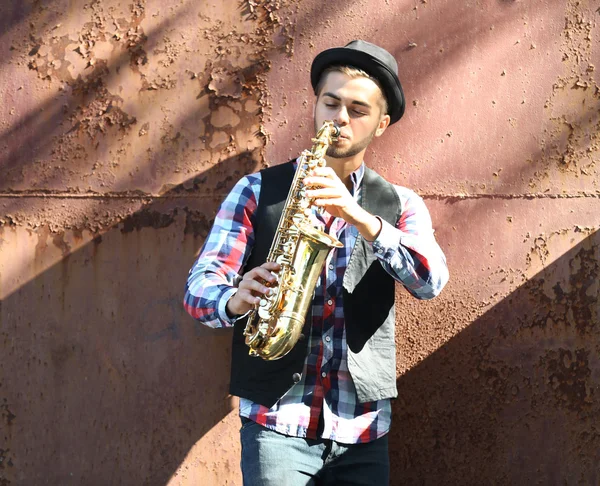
[317,123,378,159]
[326,134,373,158]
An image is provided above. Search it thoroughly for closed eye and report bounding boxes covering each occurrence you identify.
[324,103,365,114]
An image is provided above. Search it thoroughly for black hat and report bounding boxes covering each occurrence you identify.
[310,40,405,124]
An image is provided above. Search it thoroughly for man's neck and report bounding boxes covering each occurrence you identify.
[324,153,365,189]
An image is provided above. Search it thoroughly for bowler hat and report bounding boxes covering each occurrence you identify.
[310,40,405,124]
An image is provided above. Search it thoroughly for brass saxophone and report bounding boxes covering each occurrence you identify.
[243,120,343,360]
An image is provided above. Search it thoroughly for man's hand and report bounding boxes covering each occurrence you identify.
[226,262,281,317]
[304,167,383,241]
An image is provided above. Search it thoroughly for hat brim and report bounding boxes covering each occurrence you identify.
[311,48,405,124]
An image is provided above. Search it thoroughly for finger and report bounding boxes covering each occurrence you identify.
[306,188,343,198]
[304,176,337,188]
[261,261,281,273]
[236,289,261,306]
[309,166,336,178]
[239,279,272,296]
[247,266,279,284]
[312,198,343,208]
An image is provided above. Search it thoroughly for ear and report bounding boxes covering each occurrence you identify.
[374,114,391,137]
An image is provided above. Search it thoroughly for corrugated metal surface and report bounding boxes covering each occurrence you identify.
[1,0,598,484]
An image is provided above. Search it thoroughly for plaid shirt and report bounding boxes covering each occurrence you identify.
[184,161,448,444]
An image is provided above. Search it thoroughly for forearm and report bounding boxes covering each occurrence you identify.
[348,205,383,242]
[370,188,449,299]
[182,173,260,327]
[371,218,448,299]
[184,262,240,328]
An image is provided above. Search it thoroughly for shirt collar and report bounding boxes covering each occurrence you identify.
[293,157,365,196]
[349,162,365,196]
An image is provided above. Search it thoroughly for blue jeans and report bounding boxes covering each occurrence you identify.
[240,417,389,486]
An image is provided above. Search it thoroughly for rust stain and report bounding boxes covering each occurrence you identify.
[183,209,211,238]
[523,232,599,333]
[0,0,296,234]
[120,207,176,233]
[542,348,592,411]
[0,399,15,485]
[1,0,599,484]
[535,0,600,186]
[0,400,16,427]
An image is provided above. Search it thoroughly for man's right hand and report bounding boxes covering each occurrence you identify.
[226,262,281,317]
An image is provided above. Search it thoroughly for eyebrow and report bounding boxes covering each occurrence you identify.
[322,92,372,109]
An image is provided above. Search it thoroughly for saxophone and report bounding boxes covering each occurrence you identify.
[243,120,343,360]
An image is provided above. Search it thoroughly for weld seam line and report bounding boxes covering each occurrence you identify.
[0,192,598,200]
[421,193,600,200]
[0,193,211,199]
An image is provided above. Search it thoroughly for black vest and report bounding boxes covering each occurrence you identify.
[230,161,402,407]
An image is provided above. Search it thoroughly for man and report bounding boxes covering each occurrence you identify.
[184,40,449,485]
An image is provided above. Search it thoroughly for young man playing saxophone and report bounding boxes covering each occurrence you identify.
[184,40,449,485]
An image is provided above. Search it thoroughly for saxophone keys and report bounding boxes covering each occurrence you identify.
[258,305,271,320]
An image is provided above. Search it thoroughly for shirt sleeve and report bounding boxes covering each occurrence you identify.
[183,173,261,328]
[370,187,449,299]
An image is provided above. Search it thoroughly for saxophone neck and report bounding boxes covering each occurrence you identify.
[308,121,340,163]
[315,120,340,143]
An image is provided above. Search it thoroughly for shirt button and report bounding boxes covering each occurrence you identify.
[292,373,302,383]
[321,372,327,378]
[327,299,333,306]
[325,336,331,343]
[328,264,334,270]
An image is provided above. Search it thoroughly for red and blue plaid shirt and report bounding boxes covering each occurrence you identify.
[184,161,448,444]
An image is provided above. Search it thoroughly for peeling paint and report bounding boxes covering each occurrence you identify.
[120,207,176,233]
[543,348,592,411]
[1,0,599,484]
[537,0,600,183]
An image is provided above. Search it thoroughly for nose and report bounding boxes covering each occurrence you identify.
[334,105,350,126]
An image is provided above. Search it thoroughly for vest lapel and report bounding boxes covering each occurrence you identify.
[343,167,401,293]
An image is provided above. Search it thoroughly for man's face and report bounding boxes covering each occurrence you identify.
[314,71,390,160]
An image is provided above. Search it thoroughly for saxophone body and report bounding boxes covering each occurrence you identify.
[243,121,343,360]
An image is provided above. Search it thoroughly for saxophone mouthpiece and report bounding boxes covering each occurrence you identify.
[331,124,341,140]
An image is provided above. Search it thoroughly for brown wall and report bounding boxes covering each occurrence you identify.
[1,0,598,484]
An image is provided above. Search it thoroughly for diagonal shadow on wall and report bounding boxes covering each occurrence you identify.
[0,152,258,485]
[2,164,598,485]
[389,229,599,485]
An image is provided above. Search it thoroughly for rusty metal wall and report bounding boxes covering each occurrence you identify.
[0,0,598,484]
